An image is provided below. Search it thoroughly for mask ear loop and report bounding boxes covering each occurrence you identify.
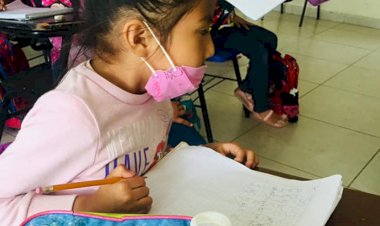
[140,57,156,74]
[142,21,177,71]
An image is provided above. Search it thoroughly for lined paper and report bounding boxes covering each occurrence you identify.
[146,145,343,226]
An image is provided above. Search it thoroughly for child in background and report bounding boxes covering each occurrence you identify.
[213,0,288,128]
[0,0,258,225]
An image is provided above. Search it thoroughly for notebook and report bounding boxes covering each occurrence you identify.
[0,1,73,20]
[145,144,343,226]
[226,0,286,20]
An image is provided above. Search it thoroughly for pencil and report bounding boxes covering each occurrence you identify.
[35,177,123,194]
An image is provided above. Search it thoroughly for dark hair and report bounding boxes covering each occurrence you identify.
[79,0,199,58]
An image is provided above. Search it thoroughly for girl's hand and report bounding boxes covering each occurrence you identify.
[73,165,152,214]
[205,142,259,168]
[0,0,6,11]
[171,101,192,127]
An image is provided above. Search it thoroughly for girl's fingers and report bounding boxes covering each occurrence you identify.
[108,164,136,178]
[131,186,150,201]
[124,176,146,189]
[244,150,255,168]
[173,117,193,127]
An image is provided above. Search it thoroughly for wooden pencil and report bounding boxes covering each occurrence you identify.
[35,177,122,194]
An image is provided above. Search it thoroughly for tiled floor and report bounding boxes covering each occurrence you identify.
[2,12,380,196]
[198,12,380,196]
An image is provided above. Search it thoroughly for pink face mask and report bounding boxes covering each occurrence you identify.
[142,22,206,102]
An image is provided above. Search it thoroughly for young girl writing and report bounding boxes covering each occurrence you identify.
[0,0,258,225]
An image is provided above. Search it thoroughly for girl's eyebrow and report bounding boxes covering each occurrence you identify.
[200,15,213,23]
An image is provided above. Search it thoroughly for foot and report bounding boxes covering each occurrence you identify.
[253,110,288,128]
[234,88,254,112]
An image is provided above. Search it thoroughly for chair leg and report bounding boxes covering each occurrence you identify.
[197,83,214,143]
[317,5,321,20]
[299,0,308,27]
[281,3,284,14]
[232,57,242,86]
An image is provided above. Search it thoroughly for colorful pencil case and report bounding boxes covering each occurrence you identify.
[21,211,192,226]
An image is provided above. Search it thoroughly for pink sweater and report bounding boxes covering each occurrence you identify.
[0,61,173,225]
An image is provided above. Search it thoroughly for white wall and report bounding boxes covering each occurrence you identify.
[280,0,380,28]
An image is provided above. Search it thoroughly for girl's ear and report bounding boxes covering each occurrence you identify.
[121,19,155,58]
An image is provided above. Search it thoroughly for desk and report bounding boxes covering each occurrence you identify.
[258,168,380,226]
[0,14,82,140]
[0,13,83,77]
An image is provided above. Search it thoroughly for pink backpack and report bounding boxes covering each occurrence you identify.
[308,0,330,6]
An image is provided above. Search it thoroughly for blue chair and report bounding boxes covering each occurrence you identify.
[195,48,249,143]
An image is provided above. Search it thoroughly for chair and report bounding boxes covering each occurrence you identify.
[195,48,248,143]
[281,0,322,27]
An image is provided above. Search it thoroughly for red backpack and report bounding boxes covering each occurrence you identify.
[0,34,30,129]
[268,51,299,123]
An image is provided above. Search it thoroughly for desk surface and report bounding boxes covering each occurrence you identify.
[0,13,82,37]
[258,167,380,226]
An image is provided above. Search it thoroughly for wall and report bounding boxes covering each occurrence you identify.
[279,0,380,29]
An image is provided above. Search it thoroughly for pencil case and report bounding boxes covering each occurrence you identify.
[21,210,191,226]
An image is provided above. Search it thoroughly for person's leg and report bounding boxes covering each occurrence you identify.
[168,123,207,148]
[215,26,287,127]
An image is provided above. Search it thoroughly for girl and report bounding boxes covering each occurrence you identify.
[0,0,258,225]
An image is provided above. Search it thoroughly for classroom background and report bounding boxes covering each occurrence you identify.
[2,0,379,196]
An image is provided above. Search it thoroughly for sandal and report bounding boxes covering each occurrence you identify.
[253,110,288,128]
[234,88,254,112]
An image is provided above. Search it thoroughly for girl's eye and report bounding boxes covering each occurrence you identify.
[200,26,212,35]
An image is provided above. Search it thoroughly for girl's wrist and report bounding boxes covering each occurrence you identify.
[73,195,95,212]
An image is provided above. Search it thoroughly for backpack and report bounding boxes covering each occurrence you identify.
[268,51,299,123]
[0,34,30,129]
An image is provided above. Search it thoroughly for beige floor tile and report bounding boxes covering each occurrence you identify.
[260,14,339,38]
[197,90,258,142]
[334,24,380,37]
[277,34,308,52]
[354,50,380,72]
[313,29,380,50]
[22,46,44,59]
[298,80,319,98]
[283,39,371,65]
[205,61,234,77]
[350,150,380,196]
[210,80,238,96]
[325,66,380,100]
[300,86,380,137]
[289,52,348,84]
[210,76,318,100]
[234,117,380,185]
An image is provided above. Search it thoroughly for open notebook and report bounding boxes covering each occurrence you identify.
[0,1,73,20]
[226,0,286,20]
[145,144,343,226]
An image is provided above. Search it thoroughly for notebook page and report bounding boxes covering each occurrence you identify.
[146,146,343,226]
[226,0,286,20]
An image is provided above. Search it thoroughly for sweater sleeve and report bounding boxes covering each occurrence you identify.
[0,91,100,226]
